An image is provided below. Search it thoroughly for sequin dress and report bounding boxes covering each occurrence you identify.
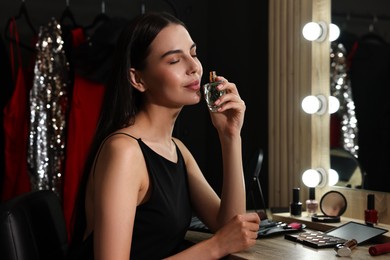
[27,18,70,198]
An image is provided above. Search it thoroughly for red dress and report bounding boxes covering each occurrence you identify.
[62,27,105,236]
[2,18,32,201]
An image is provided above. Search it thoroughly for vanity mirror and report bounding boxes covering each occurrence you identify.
[268,0,390,224]
[330,0,390,193]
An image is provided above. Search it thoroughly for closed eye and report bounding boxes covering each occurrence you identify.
[169,59,180,64]
[161,43,198,64]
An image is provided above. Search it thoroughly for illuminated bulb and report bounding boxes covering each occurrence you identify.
[302,22,327,41]
[329,23,340,42]
[302,169,322,187]
[301,95,327,114]
[302,96,321,114]
[328,96,340,114]
[328,168,339,186]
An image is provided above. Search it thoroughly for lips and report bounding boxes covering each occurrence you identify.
[184,80,200,91]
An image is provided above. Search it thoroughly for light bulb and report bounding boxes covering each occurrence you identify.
[302,22,322,41]
[328,96,340,114]
[329,23,340,42]
[301,95,327,114]
[302,169,322,187]
[302,96,321,114]
[302,168,327,187]
[328,168,339,186]
[302,22,327,42]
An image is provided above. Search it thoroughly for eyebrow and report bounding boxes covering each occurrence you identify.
[160,43,197,59]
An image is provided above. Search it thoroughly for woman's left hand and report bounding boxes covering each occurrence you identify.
[209,76,246,137]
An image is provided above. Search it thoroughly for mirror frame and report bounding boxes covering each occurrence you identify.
[268,0,390,224]
[268,0,330,209]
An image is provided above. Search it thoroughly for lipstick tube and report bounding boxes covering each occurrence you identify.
[369,242,390,256]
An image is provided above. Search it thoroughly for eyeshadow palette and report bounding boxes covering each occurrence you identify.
[285,230,347,248]
[285,221,388,249]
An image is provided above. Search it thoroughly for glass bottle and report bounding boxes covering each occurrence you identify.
[203,71,226,112]
[306,187,318,216]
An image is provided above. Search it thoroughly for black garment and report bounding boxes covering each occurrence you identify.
[0,36,13,196]
[72,17,129,84]
[68,133,192,260]
[349,33,390,192]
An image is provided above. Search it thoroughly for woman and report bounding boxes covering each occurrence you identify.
[69,12,260,260]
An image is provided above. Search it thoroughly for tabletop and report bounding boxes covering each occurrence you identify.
[185,213,390,260]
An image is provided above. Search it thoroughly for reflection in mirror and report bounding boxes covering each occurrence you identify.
[330,148,363,189]
[320,190,347,217]
[331,0,390,193]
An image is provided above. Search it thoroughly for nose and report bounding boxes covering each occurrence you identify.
[187,56,202,75]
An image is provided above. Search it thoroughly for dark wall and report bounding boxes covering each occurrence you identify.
[0,0,268,207]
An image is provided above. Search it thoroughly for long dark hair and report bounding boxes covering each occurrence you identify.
[69,12,185,249]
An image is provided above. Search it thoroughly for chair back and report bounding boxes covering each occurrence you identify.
[0,190,68,260]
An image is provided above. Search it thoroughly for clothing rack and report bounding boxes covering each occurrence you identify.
[332,12,390,22]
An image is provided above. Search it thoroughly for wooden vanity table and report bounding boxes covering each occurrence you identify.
[185,212,390,260]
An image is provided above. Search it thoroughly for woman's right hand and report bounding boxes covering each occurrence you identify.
[212,212,260,257]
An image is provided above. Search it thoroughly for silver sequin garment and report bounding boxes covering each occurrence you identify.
[330,42,359,158]
[28,18,70,198]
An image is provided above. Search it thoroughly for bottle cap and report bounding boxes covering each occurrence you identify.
[367,194,375,210]
[293,188,300,203]
[209,71,217,82]
[309,187,315,200]
[334,239,357,257]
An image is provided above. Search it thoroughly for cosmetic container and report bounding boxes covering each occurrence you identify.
[203,71,226,112]
[369,242,390,256]
[334,239,357,257]
[305,187,318,216]
[365,194,378,226]
[290,187,302,217]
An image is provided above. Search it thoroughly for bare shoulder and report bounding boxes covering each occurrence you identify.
[99,133,141,157]
[94,133,146,180]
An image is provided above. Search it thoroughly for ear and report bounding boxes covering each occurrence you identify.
[129,68,146,92]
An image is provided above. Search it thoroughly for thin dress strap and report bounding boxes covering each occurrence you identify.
[92,132,138,176]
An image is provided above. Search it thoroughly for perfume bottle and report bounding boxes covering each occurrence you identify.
[290,187,302,217]
[203,71,226,112]
[306,187,318,216]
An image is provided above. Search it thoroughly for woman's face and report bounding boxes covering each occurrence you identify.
[139,24,203,108]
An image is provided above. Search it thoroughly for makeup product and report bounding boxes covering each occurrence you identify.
[306,187,318,216]
[203,71,226,112]
[365,194,378,226]
[334,239,357,257]
[290,188,302,216]
[369,242,390,256]
[311,190,347,223]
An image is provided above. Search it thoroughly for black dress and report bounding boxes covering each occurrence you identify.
[68,133,193,259]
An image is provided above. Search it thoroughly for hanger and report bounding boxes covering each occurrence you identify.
[161,0,179,18]
[60,0,79,28]
[141,0,179,17]
[360,15,386,45]
[4,0,37,52]
[85,1,110,32]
